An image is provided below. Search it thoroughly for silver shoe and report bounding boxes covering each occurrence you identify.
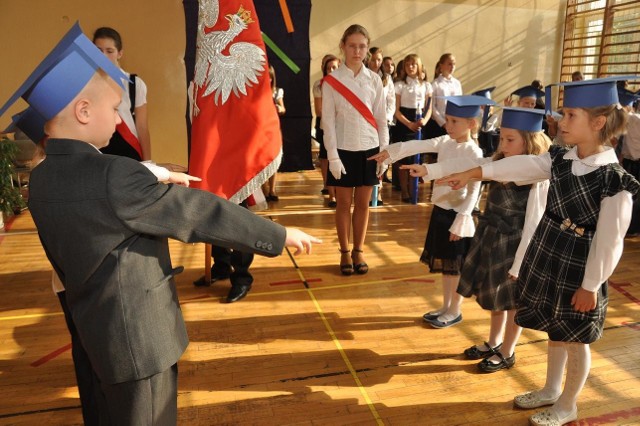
[514,391,560,409]
[529,407,577,426]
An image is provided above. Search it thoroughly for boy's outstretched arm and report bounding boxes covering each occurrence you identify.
[284,228,322,255]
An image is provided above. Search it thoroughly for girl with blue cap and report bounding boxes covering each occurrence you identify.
[438,76,640,426]
[370,95,494,329]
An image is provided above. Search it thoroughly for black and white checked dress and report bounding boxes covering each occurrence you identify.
[515,146,640,343]
[457,182,531,311]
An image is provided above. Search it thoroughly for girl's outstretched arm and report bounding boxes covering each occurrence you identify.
[437,166,483,190]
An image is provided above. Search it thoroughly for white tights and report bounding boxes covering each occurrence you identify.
[540,341,590,418]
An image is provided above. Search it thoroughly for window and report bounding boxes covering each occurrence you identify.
[560,0,639,102]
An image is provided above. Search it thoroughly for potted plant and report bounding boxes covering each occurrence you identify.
[0,137,26,229]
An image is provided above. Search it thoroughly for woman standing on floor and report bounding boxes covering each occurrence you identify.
[322,24,389,275]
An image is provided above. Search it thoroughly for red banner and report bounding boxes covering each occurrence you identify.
[189,0,282,202]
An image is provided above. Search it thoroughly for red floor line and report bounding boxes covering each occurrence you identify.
[575,406,640,425]
[609,281,640,306]
[30,343,71,367]
[405,278,435,283]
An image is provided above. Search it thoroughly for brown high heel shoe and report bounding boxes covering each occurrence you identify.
[339,249,353,275]
[351,249,368,274]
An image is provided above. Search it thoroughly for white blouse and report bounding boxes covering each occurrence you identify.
[431,75,463,127]
[381,73,396,124]
[321,64,389,156]
[394,77,432,110]
[385,135,482,237]
[481,146,634,292]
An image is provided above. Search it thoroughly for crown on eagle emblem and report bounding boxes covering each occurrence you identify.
[236,6,254,24]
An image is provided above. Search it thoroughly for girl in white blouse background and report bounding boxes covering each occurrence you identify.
[321,24,389,275]
[426,53,463,139]
[392,54,432,202]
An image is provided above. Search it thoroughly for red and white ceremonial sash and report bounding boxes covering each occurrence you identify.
[115,118,143,159]
[323,74,378,130]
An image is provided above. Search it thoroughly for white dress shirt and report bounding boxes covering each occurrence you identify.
[381,73,396,124]
[321,64,389,158]
[481,146,634,292]
[431,75,463,127]
[385,135,482,237]
[394,77,432,110]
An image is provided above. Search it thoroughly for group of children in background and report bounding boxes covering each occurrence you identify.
[3,20,639,426]
[320,23,639,426]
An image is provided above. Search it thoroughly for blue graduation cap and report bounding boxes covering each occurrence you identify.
[545,75,640,115]
[500,107,546,132]
[4,107,47,143]
[444,95,496,118]
[618,88,640,107]
[0,22,127,121]
[511,85,545,99]
[471,86,496,100]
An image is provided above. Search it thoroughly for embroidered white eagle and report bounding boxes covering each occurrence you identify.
[192,0,266,114]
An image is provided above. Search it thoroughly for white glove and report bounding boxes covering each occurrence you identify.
[376,162,388,178]
[329,158,347,180]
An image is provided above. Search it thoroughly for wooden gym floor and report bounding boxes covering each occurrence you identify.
[0,169,638,425]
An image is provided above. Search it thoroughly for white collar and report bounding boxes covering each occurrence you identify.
[339,63,371,80]
[563,145,618,167]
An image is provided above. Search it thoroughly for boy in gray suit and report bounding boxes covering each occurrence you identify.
[1,23,319,425]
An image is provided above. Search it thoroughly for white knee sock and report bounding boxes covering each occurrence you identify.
[540,341,567,399]
[438,276,462,322]
[488,311,507,348]
[553,342,590,417]
[500,310,522,357]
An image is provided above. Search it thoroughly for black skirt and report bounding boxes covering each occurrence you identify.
[315,117,327,160]
[326,147,379,187]
[420,205,471,275]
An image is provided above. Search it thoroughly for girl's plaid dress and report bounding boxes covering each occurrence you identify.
[457,181,531,311]
[515,146,640,343]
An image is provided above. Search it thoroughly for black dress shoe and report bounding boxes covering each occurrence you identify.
[226,285,251,303]
[477,352,515,373]
[193,272,231,287]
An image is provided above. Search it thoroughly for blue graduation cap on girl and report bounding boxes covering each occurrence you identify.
[444,95,496,131]
[511,85,545,99]
[471,86,496,100]
[501,107,546,132]
[0,22,128,121]
[4,107,47,143]
[618,88,640,107]
[544,75,640,115]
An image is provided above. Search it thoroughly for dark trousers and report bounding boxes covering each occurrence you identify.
[58,291,100,425]
[211,245,254,287]
[211,199,254,287]
[97,364,178,426]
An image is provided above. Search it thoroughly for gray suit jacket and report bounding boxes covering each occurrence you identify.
[29,139,285,384]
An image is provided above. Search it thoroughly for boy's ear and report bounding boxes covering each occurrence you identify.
[75,98,91,124]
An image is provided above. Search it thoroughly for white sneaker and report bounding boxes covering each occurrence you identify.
[529,407,578,426]
[514,391,560,409]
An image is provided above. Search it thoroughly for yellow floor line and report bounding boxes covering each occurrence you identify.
[292,267,385,425]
